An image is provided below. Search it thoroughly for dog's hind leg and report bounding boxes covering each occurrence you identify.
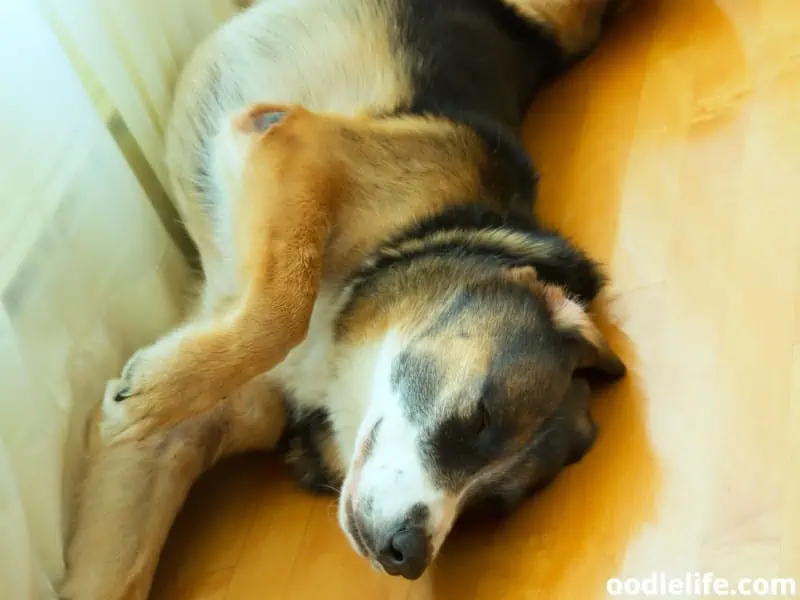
[60,375,287,600]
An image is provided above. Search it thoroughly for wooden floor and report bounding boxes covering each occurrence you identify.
[150,1,800,598]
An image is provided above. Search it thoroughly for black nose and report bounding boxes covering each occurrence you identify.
[377,526,430,580]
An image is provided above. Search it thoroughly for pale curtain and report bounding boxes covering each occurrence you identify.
[0,1,236,598]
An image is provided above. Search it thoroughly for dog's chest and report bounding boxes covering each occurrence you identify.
[268,286,383,464]
[268,289,344,408]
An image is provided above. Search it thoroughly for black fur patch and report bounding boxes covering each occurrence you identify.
[278,407,342,494]
[398,0,567,129]
[424,408,508,491]
[346,203,605,311]
[393,0,573,222]
[461,377,598,514]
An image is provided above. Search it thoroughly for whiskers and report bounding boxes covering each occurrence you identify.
[323,490,342,518]
[318,483,342,495]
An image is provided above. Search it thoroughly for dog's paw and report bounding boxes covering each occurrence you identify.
[99,378,137,442]
[96,348,158,442]
[100,337,188,438]
[100,377,178,444]
[99,352,180,444]
[100,342,215,444]
[111,343,169,403]
[99,380,127,441]
[112,352,140,402]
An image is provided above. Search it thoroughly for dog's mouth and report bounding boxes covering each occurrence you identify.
[344,496,370,558]
[338,419,376,559]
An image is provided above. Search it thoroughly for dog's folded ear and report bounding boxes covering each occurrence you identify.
[541,282,626,380]
[504,266,626,381]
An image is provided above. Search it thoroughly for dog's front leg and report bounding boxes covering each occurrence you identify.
[102,105,345,443]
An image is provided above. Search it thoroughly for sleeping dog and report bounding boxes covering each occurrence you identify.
[63,0,630,597]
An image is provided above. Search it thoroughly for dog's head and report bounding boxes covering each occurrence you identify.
[336,258,624,579]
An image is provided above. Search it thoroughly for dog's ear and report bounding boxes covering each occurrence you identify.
[559,378,598,465]
[542,283,626,380]
[504,266,626,380]
[521,377,598,498]
[535,377,598,469]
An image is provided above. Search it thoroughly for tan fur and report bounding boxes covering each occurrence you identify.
[500,0,625,54]
[326,117,487,279]
[504,265,540,287]
[163,0,415,313]
[542,285,603,346]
